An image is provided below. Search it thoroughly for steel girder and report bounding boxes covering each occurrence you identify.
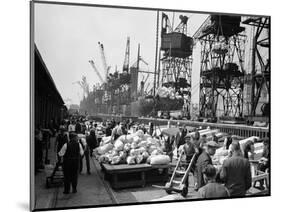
[199,31,246,118]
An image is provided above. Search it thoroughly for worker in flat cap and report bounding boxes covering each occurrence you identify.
[195,140,219,190]
[219,141,252,197]
[59,132,84,194]
[198,164,229,199]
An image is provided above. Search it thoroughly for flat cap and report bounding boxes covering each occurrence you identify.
[206,141,219,148]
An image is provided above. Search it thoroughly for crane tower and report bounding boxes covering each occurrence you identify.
[159,13,193,117]
[194,15,246,119]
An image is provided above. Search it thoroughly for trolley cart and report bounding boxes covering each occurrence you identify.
[154,151,197,197]
[45,161,64,188]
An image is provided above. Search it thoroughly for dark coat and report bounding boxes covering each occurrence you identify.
[75,123,82,134]
[105,127,112,137]
[56,133,68,153]
[63,141,80,175]
[220,154,252,197]
[86,131,97,149]
[177,129,187,148]
[198,182,229,198]
[196,151,212,189]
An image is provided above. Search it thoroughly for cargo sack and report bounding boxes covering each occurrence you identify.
[97,143,114,155]
[150,155,170,165]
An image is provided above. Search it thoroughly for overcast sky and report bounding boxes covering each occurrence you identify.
[34,3,208,105]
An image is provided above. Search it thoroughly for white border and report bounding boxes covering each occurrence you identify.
[1,0,280,211]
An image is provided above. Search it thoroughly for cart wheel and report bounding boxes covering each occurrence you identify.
[181,185,188,197]
[165,188,172,194]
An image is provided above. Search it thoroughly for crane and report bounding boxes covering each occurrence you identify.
[139,56,149,66]
[192,15,211,40]
[89,60,105,84]
[123,37,130,73]
[98,42,111,82]
[72,76,89,97]
[143,72,150,84]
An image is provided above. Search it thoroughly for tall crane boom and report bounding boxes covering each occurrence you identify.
[89,60,105,84]
[192,15,211,40]
[123,37,130,73]
[98,42,111,82]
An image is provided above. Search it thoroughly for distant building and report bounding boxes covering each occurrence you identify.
[68,104,80,115]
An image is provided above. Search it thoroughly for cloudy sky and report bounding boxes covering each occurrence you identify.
[34,2,208,105]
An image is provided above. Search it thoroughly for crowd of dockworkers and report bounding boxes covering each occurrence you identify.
[34,116,269,198]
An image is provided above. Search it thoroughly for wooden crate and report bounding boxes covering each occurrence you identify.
[101,163,170,189]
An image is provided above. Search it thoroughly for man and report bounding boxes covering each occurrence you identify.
[55,128,68,163]
[198,164,229,199]
[75,121,82,134]
[48,119,56,136]
[105,122,112,137]
[196,141,219,190]
[59,132,84,194]
[68,121,76,132]
[219,141,252,197]
[128,118,134,130]
[182,135,196,162]
[242,140,255,160]
[111,122,127,141]
[164,135,176,161]
[193,130,200,142]
[177,125,188,149]
[212,132,219,143]
[148,122,154,136]
[255,138,269,190]
[180,135,196,189]
[35,129,43,173]
[199,135,208,149]
[111,119,116,129]
[86,129,98,157]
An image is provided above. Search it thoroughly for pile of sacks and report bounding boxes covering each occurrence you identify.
[157,87,182,99]
[95,130,170,165]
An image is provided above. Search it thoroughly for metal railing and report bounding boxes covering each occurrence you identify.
[96,114,269,138]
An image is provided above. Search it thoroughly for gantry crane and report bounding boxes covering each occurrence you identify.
[242,17,270,123]
[193,15,246,119]
[159,13,193,118]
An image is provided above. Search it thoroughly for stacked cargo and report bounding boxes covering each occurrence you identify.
[95,130,170,166]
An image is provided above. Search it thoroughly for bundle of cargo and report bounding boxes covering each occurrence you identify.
[238,136,264,160]
[213,136,263,166]
[187,128,220,140]
[157,87,174,98]
[95,130,170,165]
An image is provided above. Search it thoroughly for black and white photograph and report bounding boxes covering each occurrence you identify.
[30,0,270,211]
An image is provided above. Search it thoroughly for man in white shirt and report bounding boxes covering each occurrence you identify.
[59,132,84,194]
[68,121,76,132]
[111,122,127,141]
